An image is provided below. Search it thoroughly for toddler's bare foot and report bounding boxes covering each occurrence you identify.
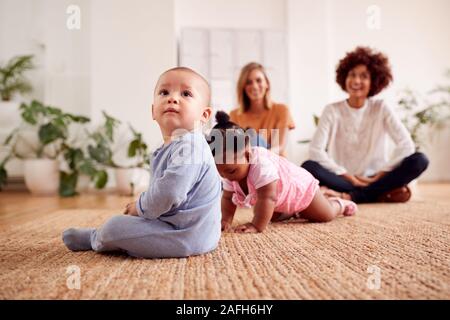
[329,197,357,216]
[271,212,294,222]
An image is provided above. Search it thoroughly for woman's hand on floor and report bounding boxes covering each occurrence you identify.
[234,223,260,233]
[124,202,138,216]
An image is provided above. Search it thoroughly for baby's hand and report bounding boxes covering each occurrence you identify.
[221,220,233,232]
[234,223,260,233]
[124,202,138,216]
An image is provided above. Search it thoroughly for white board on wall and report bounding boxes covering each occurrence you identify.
[179,29,209,79]
[210,30,234,79]
[179,27,288,117]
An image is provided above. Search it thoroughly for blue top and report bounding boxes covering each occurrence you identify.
[135,130,222,255]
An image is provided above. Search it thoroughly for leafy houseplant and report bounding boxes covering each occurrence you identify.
[397,71,450,149]
[116,125,151,196]
[1,107,150,196]
[0,55,34,101]
[0,100,97,195]
[88,111,150,195]
[88,111,150,169]
[60,132,109,197]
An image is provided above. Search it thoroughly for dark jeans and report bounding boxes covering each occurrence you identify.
[301,152,429,203]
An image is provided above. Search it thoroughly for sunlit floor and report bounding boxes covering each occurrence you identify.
[1,182,448,223]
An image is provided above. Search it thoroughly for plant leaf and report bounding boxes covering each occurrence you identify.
[59,171,78,197]
[38,123,65,145]
[64,148,84,170]
[0,164,7,190]
[94,170,108,189]
[67,114,90,123]
[313,114,320,127]
[88,144,112,165]
[79,159,97,177]
[20,102,37,124]
[102,111,121,141]
[128,139,140,157]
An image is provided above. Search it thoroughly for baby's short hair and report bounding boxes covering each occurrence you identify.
[157,67,211,105]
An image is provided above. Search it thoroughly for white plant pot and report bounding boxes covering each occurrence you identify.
[76,174,91,193]
[114,167,149,196]
[0,101,21,131]
[24,159,59,196]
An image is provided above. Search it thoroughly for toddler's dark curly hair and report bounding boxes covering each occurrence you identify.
[206,111,249,162]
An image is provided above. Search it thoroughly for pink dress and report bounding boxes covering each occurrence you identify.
[222,147,319,215]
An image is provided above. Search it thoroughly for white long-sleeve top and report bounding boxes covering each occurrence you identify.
[309,99,415,177]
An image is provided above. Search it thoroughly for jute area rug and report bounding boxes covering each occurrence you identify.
[1,200,449,299]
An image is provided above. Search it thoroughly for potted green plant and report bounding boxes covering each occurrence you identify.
[0,55,34,102]
[397,71,450,149]
[88,111,150,196]
[59,125,109,197]
[114,125,151,196]
[0,100,92,195]
[0,55,35,166]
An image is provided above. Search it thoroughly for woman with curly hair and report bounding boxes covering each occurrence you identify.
[302,47,429,203]
[229,62,295,157]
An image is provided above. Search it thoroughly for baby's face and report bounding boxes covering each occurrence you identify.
[216,150,250,182]
[217,162,250,182]
[153,70,211,136]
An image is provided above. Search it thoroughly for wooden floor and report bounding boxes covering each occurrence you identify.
[0,190,133,227]
[416,183,450,202]
[0,183,449,226]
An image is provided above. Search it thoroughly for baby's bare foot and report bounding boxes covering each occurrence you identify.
[329,197,357,216]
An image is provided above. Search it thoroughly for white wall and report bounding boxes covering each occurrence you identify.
[0,0,92,115]
[174,0,287,99]
[1,0,177,179]
[2,0,449,181]
[0,0,91,176]
[42,0,91,116]
[287,0,335,164]
[0,0,45,102]
[90,0,177,152]
[175,0,286,31]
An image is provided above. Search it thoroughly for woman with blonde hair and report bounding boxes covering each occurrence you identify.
[229,62,295,157]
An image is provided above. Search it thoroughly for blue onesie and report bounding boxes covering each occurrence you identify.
[62,130,222,258]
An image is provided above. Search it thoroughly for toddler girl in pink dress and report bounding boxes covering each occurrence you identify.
[207,111,357,233]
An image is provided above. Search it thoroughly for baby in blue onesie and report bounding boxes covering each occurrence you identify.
[62,67,222,258]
